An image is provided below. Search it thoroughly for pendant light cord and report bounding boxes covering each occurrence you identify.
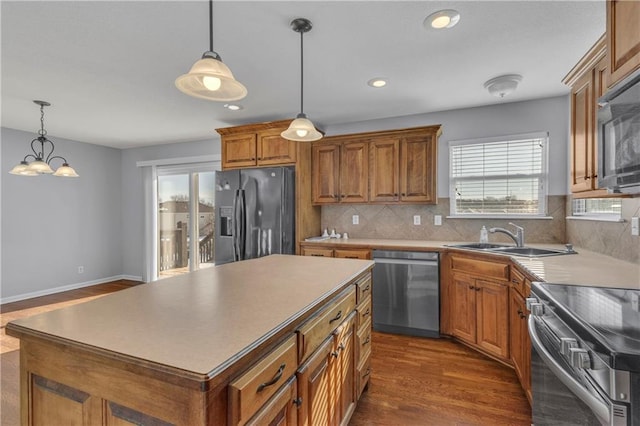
[208,0,214,52]
[299,29,304,115]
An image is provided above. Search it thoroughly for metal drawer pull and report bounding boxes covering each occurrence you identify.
[329,310,342,324]
[363,368,371,378]
[332,343,346,358]
[257,363,286,392]
[363,335,371,345]
[363,308,370,317]
[362,284,370,292]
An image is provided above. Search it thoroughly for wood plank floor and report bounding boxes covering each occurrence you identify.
[0,281,531,426]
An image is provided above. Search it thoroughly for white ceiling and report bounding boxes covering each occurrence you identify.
[1,1,605,149]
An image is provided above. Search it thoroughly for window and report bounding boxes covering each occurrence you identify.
[449,133,548,216]
[571,198,622,221]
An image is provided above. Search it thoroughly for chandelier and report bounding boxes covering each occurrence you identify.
[9,100,79,177]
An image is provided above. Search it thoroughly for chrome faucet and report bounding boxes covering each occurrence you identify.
[489,222,525,247]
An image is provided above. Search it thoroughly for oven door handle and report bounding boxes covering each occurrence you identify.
[528,316,610,425]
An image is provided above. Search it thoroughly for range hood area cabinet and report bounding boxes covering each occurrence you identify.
[311,125,441,205]
[607,0,640,88]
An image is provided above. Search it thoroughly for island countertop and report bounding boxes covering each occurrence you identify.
[6,254,374,379]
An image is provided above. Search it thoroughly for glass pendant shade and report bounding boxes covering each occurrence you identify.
[175,53,247,102]
[53,163,79,177]
[281,114,323,142]
[9,161,38,176]
[27,159,54,174]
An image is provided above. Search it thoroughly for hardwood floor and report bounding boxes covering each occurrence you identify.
[0,280,531,426]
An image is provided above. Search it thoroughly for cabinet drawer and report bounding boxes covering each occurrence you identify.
[245,376,297,426]
[297,287,356,363]
[355,274,372,304]
[301,247,334,257]
[356,357,371,399]
[356,319,372,365]
[356,296,372,331]
[229,335,298,426]
[510,266,526,296]
[450,256,510,281]
[334,248,371,260]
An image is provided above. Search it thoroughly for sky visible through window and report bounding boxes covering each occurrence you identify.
[158,172,215,206]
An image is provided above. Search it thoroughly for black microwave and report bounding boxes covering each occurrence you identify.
[597,68,640,194]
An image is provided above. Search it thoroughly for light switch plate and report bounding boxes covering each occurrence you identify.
[434,215,442,226]
[413,215,421,225]
[632,217,639,236]
[352,215,359,225]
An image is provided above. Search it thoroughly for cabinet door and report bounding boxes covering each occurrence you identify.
[400,135,436,203]
[296,337,333,426]
[31,375,102,426]
[257,129,297,166]
[223,134,258,169]
[570,70,596,193]
[340,142,368,203]
[607,0,640,87]
[476,280,510,360]
[312,143,341,204]
[369,137,400,202]
[450,273,476,344]
[509,288,524,380]
[332,314,356,425]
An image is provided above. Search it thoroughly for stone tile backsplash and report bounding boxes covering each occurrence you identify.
[321,196,640,264]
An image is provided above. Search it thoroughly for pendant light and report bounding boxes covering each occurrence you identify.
[9,100,79,177]
[281,18,323,142]
[175,0,247,102]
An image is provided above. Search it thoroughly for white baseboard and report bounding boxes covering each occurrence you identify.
[0,275,144,305]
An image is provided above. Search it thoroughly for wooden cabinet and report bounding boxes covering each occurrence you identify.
[216,120,321,254]
[564,36,609,196]
[508,266,532,405]
[311,141,368,204]
[312,125,441,205]
[447,254,511,361]
[607,0,640,88]
[300,244,371,260]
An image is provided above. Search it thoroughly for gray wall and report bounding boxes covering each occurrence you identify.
[119,139,220,279]
[324,96,569,196]
[1,127,122,300]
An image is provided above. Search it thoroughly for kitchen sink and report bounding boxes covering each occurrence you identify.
[447,244,577,258]
[446,243,511,250]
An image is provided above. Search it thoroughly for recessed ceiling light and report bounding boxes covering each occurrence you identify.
[224,103,243,111]
[367,78,387,88]
[424,9,460,30]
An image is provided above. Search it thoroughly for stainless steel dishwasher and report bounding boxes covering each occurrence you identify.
[372,250,439,338]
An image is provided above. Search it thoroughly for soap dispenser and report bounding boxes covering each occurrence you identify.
[479,226,489,244]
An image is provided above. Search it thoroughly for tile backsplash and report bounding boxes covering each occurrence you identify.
[321,196,640,264]
[321,196,566,244]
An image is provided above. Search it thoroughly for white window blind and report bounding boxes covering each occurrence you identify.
[449,133,548,216]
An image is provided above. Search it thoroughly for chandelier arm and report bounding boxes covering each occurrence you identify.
[30,137,44,158]
[48,155,68,165]
[23,154,37,162]
[41,138,56,163]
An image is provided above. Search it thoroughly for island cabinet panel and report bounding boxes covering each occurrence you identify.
[296,337,333,426]
[607,0,640,88]
[244,377,297,426]
[369,137,400,203]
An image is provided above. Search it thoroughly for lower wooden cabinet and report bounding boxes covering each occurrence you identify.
[245,377,298,426]
[300,244,371,260]
[450,272,510,360]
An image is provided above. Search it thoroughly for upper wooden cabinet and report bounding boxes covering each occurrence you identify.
[217,120,297,169]
[312,125,441,205]
[564,36,612,197]
[607,0,640,88]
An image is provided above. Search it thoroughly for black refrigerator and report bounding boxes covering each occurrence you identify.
[214,166,295,265]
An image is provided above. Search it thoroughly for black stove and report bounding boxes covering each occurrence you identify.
[532,282,640,373]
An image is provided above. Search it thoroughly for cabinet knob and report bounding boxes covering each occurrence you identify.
[469,285,475,290]
[401,193,406,196]
[475,287,481,292]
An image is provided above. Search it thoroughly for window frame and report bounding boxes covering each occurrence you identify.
[448,132,550,218]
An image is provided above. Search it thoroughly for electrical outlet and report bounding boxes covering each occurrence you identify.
[77,266,84,274]
[413,215,421,225]
[352,215,359,225]
[434,215,442,226]
[632,217,639,236]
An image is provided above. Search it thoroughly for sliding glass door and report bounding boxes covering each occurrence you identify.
[156,166,217,279]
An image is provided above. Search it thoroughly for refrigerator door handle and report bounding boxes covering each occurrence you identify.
[232,190,244,261]
[237,190,247,260]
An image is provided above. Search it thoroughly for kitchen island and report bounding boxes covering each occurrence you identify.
[6,255,374,425]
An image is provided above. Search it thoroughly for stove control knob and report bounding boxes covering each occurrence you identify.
[560,338,578,356]
[525,297,538,311]
[569,348,591,369]
[529,302,544,317]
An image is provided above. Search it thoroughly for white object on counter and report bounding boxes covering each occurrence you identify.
[322,228,329,237]
[343,232,349,239]
[479,226,489,243]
